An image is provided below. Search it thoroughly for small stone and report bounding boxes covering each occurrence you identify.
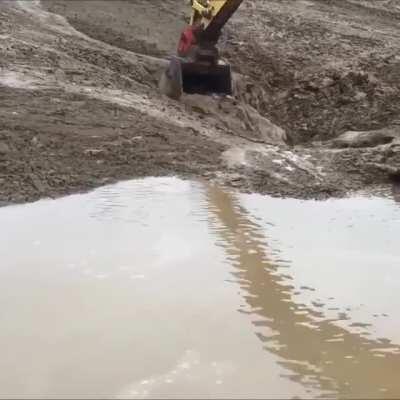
[354,91,367,101]
[0,142,10,154]
[29,174,45,193]
[84,148,104,156]
[331,129,394,148]
[31,136,40,146]
[368,73,379,85]
[191,105,208,115]
[54,69,65,80]
[321,77,335,88]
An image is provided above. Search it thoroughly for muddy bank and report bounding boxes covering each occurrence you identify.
[1,0,400,204]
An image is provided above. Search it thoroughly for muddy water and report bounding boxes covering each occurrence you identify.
[0,178,400,399]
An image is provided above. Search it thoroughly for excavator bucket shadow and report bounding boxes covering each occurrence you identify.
[159,56,232,99]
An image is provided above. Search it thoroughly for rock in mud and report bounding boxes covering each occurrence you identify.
[29,174,46,193]
[0,141,10,154]
[184,94,287,145]
[331,127,400,149]
[239,104,287,145]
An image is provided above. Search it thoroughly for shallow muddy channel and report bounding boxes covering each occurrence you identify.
[1,178,400,399]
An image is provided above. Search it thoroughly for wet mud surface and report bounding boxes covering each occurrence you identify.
[1,0,400,203]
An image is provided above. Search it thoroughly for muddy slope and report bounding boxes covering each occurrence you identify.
[45,0,400,144]
[226,0,400,144]
[1,0,400,204]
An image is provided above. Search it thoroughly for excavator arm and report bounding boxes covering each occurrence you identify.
[190,0,244,43]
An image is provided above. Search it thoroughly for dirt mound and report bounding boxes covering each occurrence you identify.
[223,0,400,144]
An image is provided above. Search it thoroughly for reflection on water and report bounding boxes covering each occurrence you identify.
[0,177,400,399]
[393,181,400,203]
[206,187,400,399]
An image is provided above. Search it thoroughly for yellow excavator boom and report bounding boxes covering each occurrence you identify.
[190,0,230,27]
[190,0,244,41]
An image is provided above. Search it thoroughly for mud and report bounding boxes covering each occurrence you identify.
[1,0,400,204]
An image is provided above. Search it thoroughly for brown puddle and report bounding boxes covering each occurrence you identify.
[0,178,400,399]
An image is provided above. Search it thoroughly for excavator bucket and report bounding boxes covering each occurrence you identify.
[181,61,232,96]
[159,56,232,99]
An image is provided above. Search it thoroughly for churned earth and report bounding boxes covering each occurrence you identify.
[1,0,400,204]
